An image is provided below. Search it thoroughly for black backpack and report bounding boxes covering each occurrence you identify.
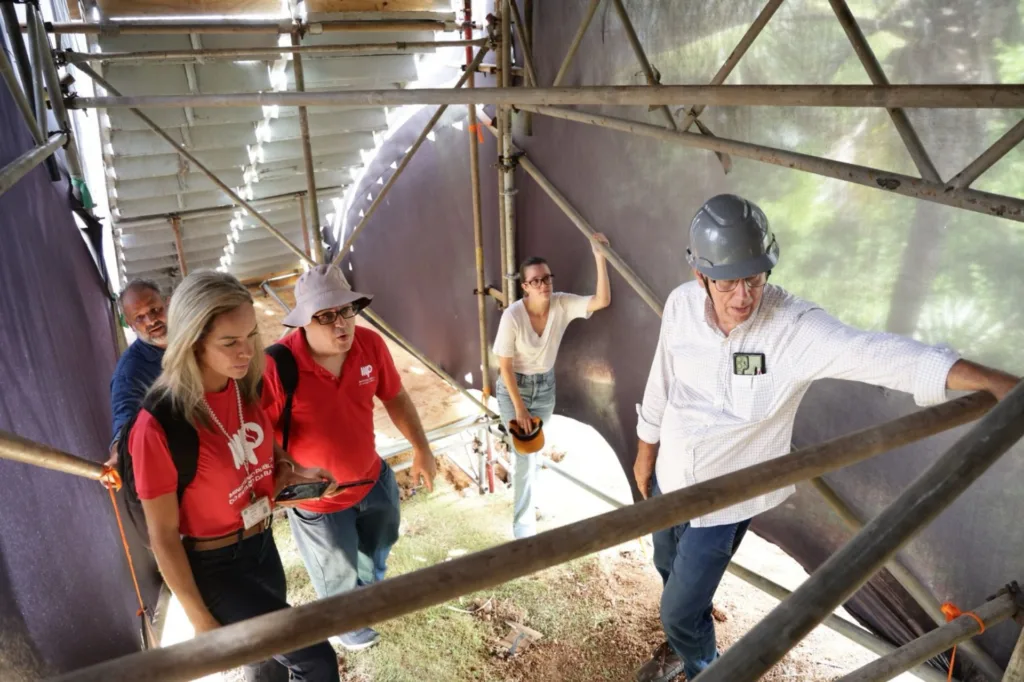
[116,344,299,546]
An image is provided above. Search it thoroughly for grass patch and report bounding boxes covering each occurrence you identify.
[271,480,622,682]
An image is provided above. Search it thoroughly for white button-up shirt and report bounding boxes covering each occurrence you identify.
[636,282,959,527]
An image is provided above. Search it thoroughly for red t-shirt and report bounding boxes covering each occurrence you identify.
[129,381,277,538]
[262,327,402,513]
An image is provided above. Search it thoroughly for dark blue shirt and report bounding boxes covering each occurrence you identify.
[109,339,165,445]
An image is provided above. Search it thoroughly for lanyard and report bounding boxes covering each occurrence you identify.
[202,380,257,504]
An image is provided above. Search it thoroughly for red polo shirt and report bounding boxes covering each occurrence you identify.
[262,327,402,513]
[129,381,277,538]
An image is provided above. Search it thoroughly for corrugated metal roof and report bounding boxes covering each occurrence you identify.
[98,11,454,290]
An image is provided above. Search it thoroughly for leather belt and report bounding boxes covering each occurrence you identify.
[185,517,271,552]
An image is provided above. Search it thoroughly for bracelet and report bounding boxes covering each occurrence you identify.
[276,459,296,473]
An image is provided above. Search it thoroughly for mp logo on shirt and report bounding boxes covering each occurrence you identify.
[359,364,375,386]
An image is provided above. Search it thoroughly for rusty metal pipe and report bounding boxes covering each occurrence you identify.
[0,428,106,480]
[948,118,1024,190]
[552,0,601,86]
[291,31,323,264]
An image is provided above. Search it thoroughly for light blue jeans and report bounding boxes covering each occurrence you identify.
[496,369,556,539]
[287,461,400,599]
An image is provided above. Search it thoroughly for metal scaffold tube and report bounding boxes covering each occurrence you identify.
[0,427,105,480]
[0,39,46,145]
[62,38,487,64]
[66,84,1024,111]
[33,18,453,35]
[522,105,1024,223]
[50,392,994,682]
[0,132,67,197]
[701,380,1024,682]
[290,31,323,264]
[835,588,1020,682]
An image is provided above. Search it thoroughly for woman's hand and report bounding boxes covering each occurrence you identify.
[591,232,610,257]
[514,404,534,434]
[189,609,221,635]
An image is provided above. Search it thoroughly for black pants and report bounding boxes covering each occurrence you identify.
[187,528,339,682]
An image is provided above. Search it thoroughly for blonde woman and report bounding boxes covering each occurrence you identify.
[127,271,339,682]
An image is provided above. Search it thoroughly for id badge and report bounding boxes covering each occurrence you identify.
[241,496,272,529]
[733,352,766,376]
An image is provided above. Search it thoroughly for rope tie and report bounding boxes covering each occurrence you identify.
[467,122,484,144]
[940,602,986,682]
[101,466,149,620]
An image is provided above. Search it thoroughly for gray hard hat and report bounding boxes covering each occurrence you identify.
[686,194,779,280]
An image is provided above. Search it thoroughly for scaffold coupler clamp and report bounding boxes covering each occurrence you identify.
[988,581,1024,626]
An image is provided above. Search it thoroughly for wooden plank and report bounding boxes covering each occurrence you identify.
[305,0,449,12]
[96,0,282,18]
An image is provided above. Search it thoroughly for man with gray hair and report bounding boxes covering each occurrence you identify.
[633,194,1019,681]
[109,279,169,452]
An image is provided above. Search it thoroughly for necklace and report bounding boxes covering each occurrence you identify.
[202,380,257,502]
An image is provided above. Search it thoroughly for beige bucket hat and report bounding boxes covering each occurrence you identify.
[282,264,373,327]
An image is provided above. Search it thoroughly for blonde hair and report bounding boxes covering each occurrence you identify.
[149,270,264,427]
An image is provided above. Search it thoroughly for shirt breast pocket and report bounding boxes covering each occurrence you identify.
[731,374,774,422]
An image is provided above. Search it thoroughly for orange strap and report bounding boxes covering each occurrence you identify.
[940,602,986,682]
[101,466,148,619]
[467,122,485,144]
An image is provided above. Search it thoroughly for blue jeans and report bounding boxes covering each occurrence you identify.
[288,461,401,599]
[187,529,339,682]
[496,369,556,539]
[651,480,751,680]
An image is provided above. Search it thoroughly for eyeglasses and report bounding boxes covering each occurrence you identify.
[312,303,365,325]
[525,274,554,288]
[710,272,768,293]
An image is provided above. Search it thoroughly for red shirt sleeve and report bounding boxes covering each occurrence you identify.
[261,353,285,430]
[128,410,179,500]
[371,332,403,402]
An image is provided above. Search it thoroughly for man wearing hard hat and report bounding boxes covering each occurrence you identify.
[633,194,1019,681]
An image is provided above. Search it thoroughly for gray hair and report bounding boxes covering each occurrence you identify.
[117,278,163,311]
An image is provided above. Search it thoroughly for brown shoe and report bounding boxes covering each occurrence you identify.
[634,642,685,682]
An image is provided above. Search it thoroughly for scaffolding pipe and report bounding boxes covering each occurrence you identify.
[2,3,36,117]
[701,380,1024,682]
[34,19,453,35]
[508,0,537,86]
[0,428,106,481]
[51,392,994,682]
[480,113,664,316]
[61,38,487,64]
[360,308,498,420]
[725,562,952,682]
[116,186,344,227]
[291,31,323,264]
[67,84,1024,111]
[522,105,1024,223]
[499,1,518,304]
[0,39,46,145]
[170,215,187,276]
[947,118,1024,190]
[33,5,86,182]
[297,194,311,258]
[551,0,601,86]
[610,0,676,132]
[330,44,490,265]
[829,0,941,183]
[27,9,48,138]
[679,0,783,131]
[1005,626,1024,681]
[539,458,629,510]
[0,132,67,197]
[74,62,314,265]
[835,590,1020,682]
[464,1,491,405]
[810,476,1004,680]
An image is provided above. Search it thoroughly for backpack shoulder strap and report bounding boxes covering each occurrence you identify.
[265,343,299,449]
[142,393,200,501]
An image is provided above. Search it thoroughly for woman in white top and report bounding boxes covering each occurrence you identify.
[493,234,612,538]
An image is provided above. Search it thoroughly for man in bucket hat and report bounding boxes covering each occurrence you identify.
[633,194,1018,681]
[262,264,436,651]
